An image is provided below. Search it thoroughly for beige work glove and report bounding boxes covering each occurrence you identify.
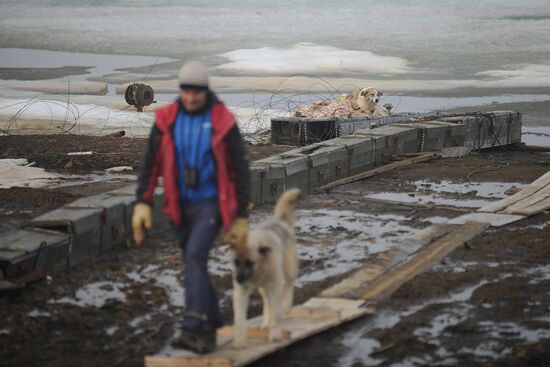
[223,217,249,250]
[132,203,152,245]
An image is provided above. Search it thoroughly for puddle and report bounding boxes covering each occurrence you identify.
[0,48,175,95]
[208,244,233,277]
[104,325,119,336]
[413,305,473,343]
[432,260,514,274]
[365,180,526,209]
[366,191,493,208]
[49,281,126,308]
[522,126,550,147]
[390,350,458,367]
[28,309,51,317]
[0,158,61,189]
[422,216,452,224]
[413,180,525,199]
[127,265,184,307]
[337,336,384,366]
[154,269,185,307]
[294,209,419,286]
[525,264,550,284]
[524,218,550,230]
[337,279,496,366]
[480,321,550,342]
[0,157,137,189]
[126,264,160,283]
[0,48,173,81]
[129,314,152,328]
[459,341,512,360]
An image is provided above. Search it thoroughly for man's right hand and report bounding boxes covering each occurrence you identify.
[132,203,153,245]
[223,217,249,250]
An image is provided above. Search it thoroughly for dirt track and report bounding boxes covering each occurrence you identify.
[1,135,550,367]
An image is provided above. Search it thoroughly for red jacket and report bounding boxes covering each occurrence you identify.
[137,98,240,230]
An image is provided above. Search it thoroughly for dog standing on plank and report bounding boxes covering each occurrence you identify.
[231,188,301,349]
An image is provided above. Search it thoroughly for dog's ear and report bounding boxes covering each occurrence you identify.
[258,246,271,256]
[360,88,369,96]
[378,91,383,96]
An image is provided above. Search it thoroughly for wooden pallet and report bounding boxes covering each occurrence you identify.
[145,298,374,367]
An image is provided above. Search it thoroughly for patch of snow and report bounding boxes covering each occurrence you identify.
[294,209,418,286]
[105,325,118,336]
[0,158,61,188]
[28,309,51,317]
[49,281,126,308]
[217,43,411,75]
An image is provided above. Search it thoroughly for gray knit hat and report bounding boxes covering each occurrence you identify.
[178,61,209,89]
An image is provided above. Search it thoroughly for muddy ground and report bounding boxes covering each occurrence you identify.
[0,134,291,172]
[1,136,550,367]
[0,134,292,231]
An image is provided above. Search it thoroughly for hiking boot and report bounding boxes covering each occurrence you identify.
[172,327,217,354]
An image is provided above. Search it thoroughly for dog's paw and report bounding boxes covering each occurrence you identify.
[233,337,246,349]
[268,327,283,342]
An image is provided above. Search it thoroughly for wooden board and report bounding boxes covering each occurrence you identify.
[478,171,550,213]
[355,221,489,301]
[448,212,525,227]
[217,327,291,342]
[315,153,435,192]
[478,185,544,213]
[145,298,375,367]
[502,184,550,214]
[511,196,550,216]
[320,252,390,298]
[408,224,455,246]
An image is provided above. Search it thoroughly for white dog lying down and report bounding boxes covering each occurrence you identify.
[294,87,392,119]
[231,189,301,349]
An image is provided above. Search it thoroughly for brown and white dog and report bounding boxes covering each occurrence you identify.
[293,87,390,118]
[339,87,383,114]
[231,189,300,349]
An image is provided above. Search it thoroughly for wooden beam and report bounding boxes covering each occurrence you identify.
[358,221,489,301]
[144,356,233,367]
[502,184,550,214]
[478,171,550,213]
[408,224,455,246]
[217,326,291,341]
[288,306,341,321]
[512,196,550,216]
[315,153,436,192]
[320,252,390,298]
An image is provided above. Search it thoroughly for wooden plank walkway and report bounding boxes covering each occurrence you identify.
[145,298,374,367]
[478,171,550,215]
[145,170,550,367]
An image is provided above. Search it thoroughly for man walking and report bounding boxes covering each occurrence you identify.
[132,61,251,353]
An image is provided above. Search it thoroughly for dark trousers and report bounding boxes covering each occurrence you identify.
[175,198,222,331]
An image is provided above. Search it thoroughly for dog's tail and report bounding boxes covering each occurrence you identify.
[274,188,301,225]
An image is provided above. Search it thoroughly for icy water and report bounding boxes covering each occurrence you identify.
[1,0,550,93]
